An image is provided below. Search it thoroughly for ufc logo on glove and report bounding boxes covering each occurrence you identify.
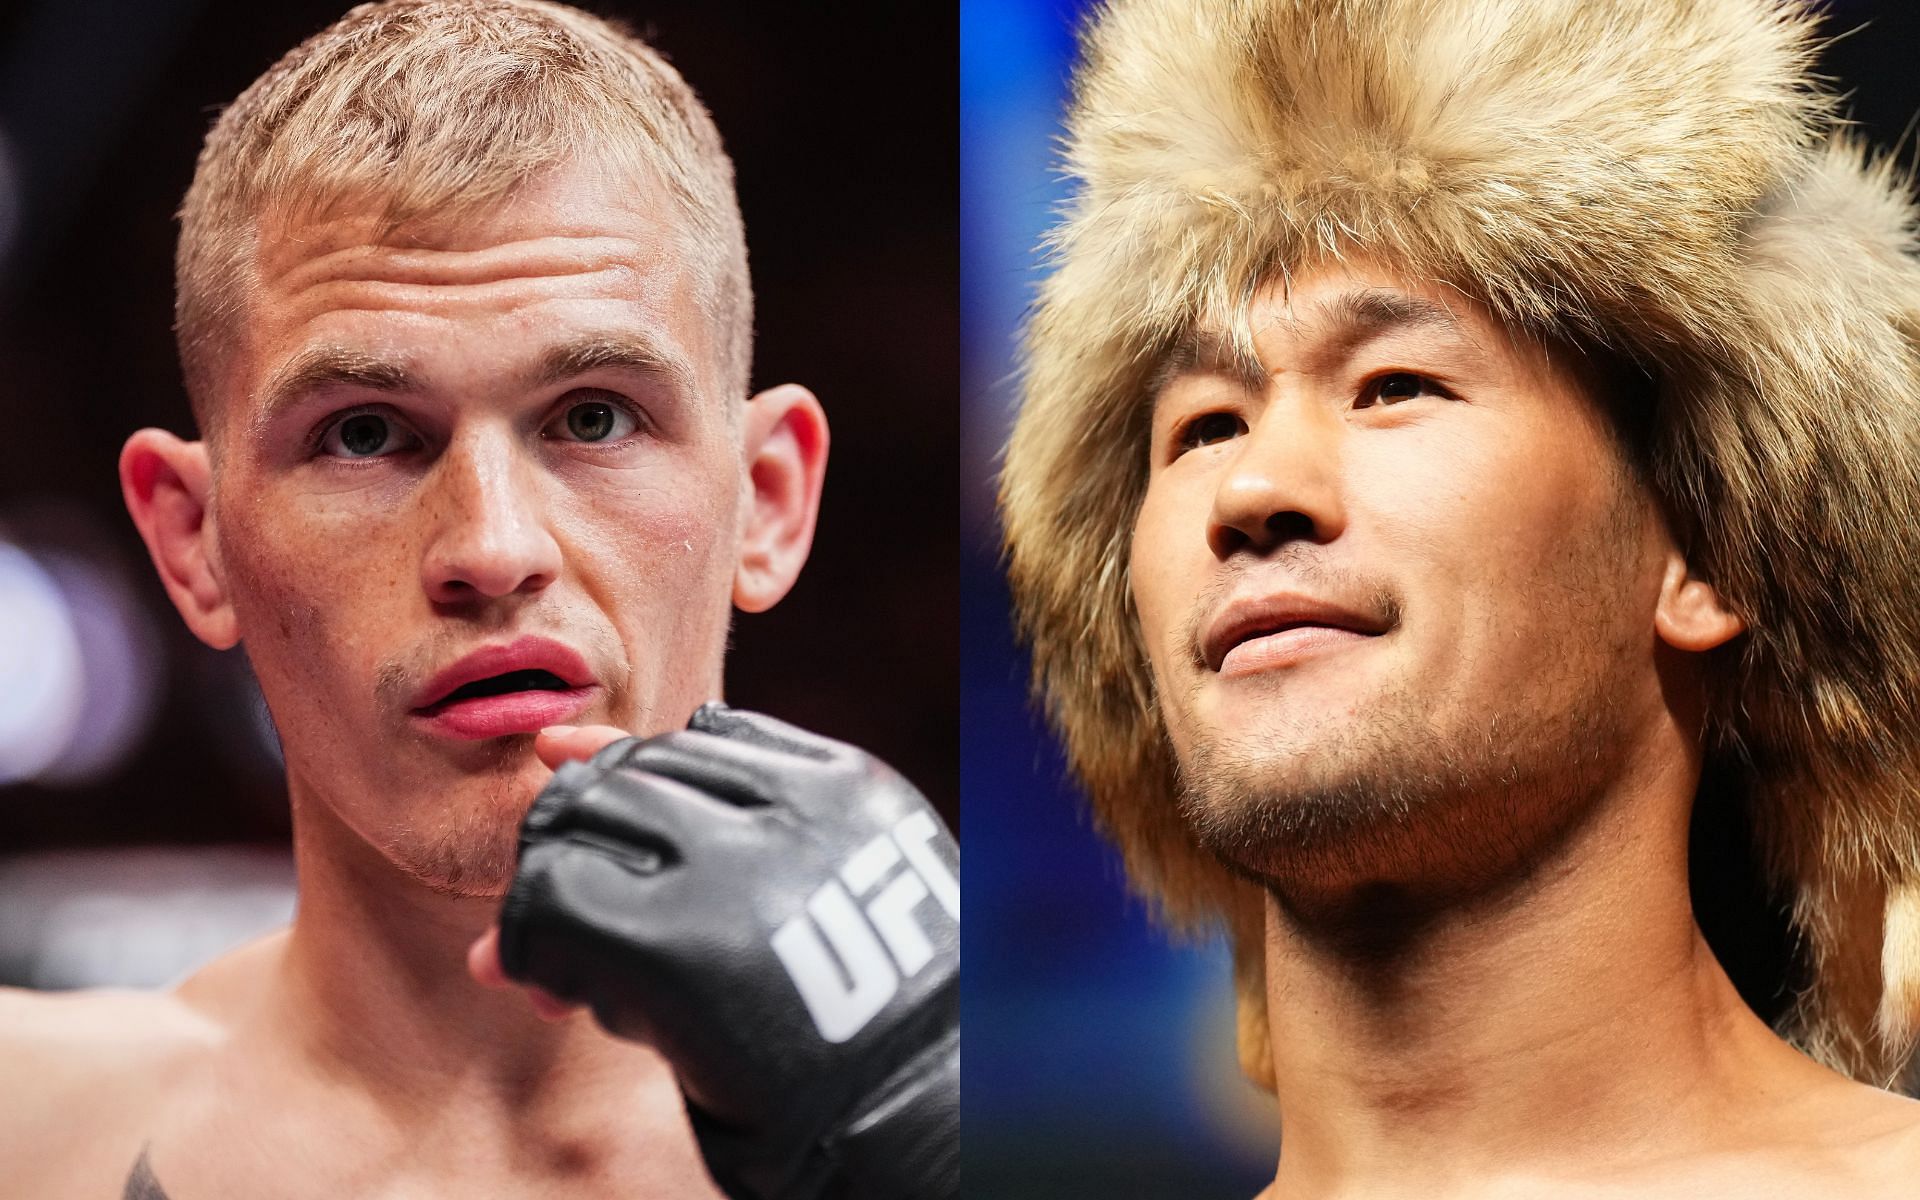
[772,811,962,1042]
[498,704,960,1200]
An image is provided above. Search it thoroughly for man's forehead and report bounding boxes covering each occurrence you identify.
[211,161,725,435]
[251,158,681,271]
[1159,270,1491,396]
[240,160,701,339]
[247,329,701,441]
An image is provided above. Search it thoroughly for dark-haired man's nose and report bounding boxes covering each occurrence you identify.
[1207,401,1346,559]
[420,432,561,606]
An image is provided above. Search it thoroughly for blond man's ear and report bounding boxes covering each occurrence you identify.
[732,383,829,614]
[120,429,238,650]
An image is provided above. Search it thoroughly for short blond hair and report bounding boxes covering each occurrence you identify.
[176,0,750,432]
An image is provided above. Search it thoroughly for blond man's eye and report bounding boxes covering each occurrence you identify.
[547,394,641,443]
[319,412,415,458]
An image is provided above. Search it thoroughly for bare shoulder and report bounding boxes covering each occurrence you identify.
[1850,1087,1920,1187]
[1798,1079,1920,1198]
[0,983,226,1194]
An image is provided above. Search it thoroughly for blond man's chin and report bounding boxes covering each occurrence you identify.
[377,810,526,900]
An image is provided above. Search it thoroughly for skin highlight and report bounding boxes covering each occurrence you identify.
[1128,258,1920,1198]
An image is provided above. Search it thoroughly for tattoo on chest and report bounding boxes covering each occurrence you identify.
[124,1146,172,1200]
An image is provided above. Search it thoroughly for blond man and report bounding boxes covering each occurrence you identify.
[1003,0,1920,1194]
[0,3,956,1197]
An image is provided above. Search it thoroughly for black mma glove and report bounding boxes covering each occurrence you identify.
[496,703,959,1200]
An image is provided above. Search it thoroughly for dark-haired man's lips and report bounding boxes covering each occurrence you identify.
[1203,594,1389,678]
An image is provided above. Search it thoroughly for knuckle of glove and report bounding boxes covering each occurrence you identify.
[502,761,685,1036]
[499,706,961,1199]
[517,759,602,841]
[499,842,641,1004]
[626,730,788,809]
[691,702,839,761]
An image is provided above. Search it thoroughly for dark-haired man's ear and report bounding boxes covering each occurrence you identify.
[733,383,829,613]
[120,429,238,650]
[1653,552,1744,653]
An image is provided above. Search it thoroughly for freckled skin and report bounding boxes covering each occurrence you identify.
[0,160,827,1198]
[211,168,743,895]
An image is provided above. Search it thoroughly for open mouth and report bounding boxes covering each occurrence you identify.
[424,668,573,711]
[406,637,597,739]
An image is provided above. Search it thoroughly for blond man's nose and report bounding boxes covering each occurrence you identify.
[419,437,562,604]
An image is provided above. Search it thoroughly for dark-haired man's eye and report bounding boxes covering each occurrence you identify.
[1362,373,1434,407]
[1176,411,1246,453]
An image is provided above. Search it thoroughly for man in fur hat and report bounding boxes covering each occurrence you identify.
[1003,0,1920,1192]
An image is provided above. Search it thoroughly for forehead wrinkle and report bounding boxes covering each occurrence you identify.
[260,234,645,293]
[274,267,652,328]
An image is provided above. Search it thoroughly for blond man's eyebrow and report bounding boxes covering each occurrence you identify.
[252,346,412,439]
[535,332,696,396]
[249,331,701,442]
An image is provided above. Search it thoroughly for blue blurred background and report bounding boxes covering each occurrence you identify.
[959,0,1920,1194]
[959,1,1277,1195]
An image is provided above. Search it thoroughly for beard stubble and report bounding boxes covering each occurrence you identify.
[1170,495,1650,918]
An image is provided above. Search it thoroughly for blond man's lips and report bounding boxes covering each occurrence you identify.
[410,635,599,739]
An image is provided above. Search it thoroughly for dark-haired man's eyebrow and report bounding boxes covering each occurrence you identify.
[1154,328,1270,396]
[1153,290,1469,400]
[1312,290,1466,358]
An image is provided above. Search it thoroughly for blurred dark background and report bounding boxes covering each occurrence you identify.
[0,1,954,987]
[959,0,1920,1195]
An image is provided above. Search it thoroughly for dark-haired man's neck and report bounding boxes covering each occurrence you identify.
[1255,718,1905,1198]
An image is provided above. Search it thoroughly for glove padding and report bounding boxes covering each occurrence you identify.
[497,704,959,1200]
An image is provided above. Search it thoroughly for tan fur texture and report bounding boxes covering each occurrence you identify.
[1000,0,1920,1089]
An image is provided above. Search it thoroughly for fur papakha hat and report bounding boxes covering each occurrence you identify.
[1000,0,1920,1090]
